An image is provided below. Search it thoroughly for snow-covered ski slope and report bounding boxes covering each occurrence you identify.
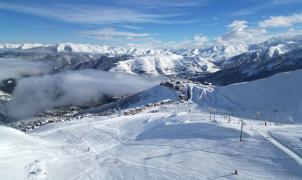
[190,69,302,123]
[1,103,302,180]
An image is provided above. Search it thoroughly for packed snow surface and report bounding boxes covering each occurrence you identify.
[1,103,302,180]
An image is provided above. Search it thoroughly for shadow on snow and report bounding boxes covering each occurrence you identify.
[136,123,248,141]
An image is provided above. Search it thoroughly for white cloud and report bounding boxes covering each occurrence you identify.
[7,70,160,119]
[120,25,144,30]
[78,28,209,49]
[230,3,271,17]
[0,58,52,81]
[0,2,197,25]
[160,34,209,49]
[116,0,207,8]
[80,19,300,49]
[218,20,267,45]
[259,12,302,28]
[166,35,208,49]
[80,28,152,41]
[227,20,248,31]
[265,28,302,39]
[0,3,186,24]
[272,0,302,5]
[230,1,302,17]
[127,34,209,49]
[193,35,209,46]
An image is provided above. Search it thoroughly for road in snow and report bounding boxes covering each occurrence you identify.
[0,103,302,180]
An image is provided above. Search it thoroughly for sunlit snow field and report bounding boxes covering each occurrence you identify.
[1,103,301,180]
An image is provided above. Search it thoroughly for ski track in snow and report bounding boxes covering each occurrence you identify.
[257,129,302,166]
[1,105,302,179]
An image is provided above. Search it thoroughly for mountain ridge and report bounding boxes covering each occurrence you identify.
[1,36,302,84]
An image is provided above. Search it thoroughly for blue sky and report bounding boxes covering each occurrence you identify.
[1,0,302,48]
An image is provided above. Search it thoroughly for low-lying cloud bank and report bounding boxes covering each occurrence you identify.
[6,70,161,119]
[0,58,52,81]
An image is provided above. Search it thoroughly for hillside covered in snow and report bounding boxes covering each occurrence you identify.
[1,101,302,179]
[1,36,302,81]
[1,37,302,179]
[3,0,302,179]
[190,69,302,123]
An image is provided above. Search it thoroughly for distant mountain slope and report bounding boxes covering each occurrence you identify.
[80,85,179,115]
[0,48,220,77]
[2,36,302,85]
[191,69,302,122]
[197,47,302,85]
[0,42,170,56]
[172,43,249,64]
[110,54,219,76]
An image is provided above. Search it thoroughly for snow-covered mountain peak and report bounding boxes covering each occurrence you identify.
[173,43,249,63]
[0,42,170,56]
[1,37,302,79]
[268,44,289,57]
[0,43,22,49]
[205,44,249,60]
[19,43,45,50]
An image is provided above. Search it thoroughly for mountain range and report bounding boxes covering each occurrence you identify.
[1,36,302,86]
